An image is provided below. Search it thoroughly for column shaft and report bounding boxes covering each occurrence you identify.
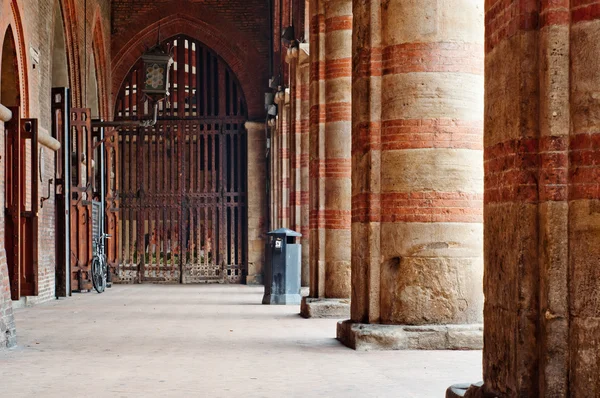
[468,2,600,397]
[340,0,484,350]
[299,60,311,287]
[308,0,352,299]
[303,0,352,318]
[290,49,312,287]
[245,122,267,285]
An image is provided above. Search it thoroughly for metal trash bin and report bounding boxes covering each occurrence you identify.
[262,228,302,305]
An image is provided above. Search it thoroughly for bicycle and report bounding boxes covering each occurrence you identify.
[91,233,111,293]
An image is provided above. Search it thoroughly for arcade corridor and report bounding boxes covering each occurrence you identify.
[0,285,481,397]
[1,0,600,396]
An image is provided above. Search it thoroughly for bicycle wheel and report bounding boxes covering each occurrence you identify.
[91,257,106,293]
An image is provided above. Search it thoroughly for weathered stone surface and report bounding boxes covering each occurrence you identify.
[336,320,482,351]
[308,0,352,303]
[348,0,484,344]
[245,122,267,285]
[446,382,485,398]
[300,297,350,318]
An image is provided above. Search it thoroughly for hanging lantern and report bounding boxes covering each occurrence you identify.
[141,45,174,101]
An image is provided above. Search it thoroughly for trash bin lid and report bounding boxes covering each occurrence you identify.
[267,228,302,237]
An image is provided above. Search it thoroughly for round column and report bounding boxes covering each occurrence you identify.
[303,0,352,318]
[339,0,484,349]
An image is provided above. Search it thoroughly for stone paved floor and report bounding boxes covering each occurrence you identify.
[0,285,482,397]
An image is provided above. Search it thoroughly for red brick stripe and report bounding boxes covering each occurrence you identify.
[309,159,351,178]
[352,121,382,155]
[485,0,539,53]
[300,153,309,168]
[572,2,600,23]
[352,193,381,223]
[570,132,600,200]
[300,225,310,236]
[311,103,351,124]
[300,191,309,205]
[310,209,351,230]
[382,43,484,75]
[381,192,483,223]
[326,102,351,123]
[310,61,325,82]
[485,136,569,203]
[309,105,321,126]
[325,15,352,32]
[352,192,482,223]
[382,119,483,151]
[540,9,570,26]
[309,159,323,178]
[310,14,325,35]
[354,47,382,79]
[278,148,289,159]
[325,58,352,79]
[540,0,570,26]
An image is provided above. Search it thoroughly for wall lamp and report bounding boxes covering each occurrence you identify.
[281,25,296,46]
[92,44,174,129]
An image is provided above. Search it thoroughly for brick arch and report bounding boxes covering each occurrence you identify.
[0,0,29,116]
[56,0,83,107]
[111,14,265,119]
[91,9,110,119]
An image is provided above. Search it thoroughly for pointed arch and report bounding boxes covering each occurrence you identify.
[57,0,82,106]
[0,0,29,116]
[91,10,110,119]
[111,14,264,119]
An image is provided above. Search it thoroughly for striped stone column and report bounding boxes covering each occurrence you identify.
[279,91,290,229]
[289,52,302,236]
[288,45,312,286]
[245,122,267,285]
[451,2,600,397]
[299,47,311,287]
[338,0,484,349]
[270,121,278,230]
[302,0,352,318]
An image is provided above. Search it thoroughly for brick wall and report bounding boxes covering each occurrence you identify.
[0,120,17,348]
[110,0,270,120]
[0,0,111,330]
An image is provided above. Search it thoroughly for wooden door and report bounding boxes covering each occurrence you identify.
[5,108,39,299]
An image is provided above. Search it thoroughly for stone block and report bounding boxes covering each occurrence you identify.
[300,297,350,318]
[445,382,484,398]
[336,320,483,351]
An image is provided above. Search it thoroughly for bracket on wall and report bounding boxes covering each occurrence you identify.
[91,102,159,129]
[40,178,54,209]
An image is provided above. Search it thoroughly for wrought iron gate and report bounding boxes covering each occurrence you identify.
[115,35,247,283]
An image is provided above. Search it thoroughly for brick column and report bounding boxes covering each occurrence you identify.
[449,1,600,397]
[281,92,291,229]
[288,45,312,287]
[337,0,484,350]
[245,122,267,285]
[274,91,290,230]
[271,114,279,230]
[289,52,302,235]
[299,46,311,287]
[301,0,352,319]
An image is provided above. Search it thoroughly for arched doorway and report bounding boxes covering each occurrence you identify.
[115,35,248,284]
[1,28,19,107]
[2,25,37,300]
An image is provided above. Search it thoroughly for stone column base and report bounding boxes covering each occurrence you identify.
[336,320,483,351]
[262,293,302,305]
[446,382,485,398]
[244,273,263,286]
[300,297,350,318]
